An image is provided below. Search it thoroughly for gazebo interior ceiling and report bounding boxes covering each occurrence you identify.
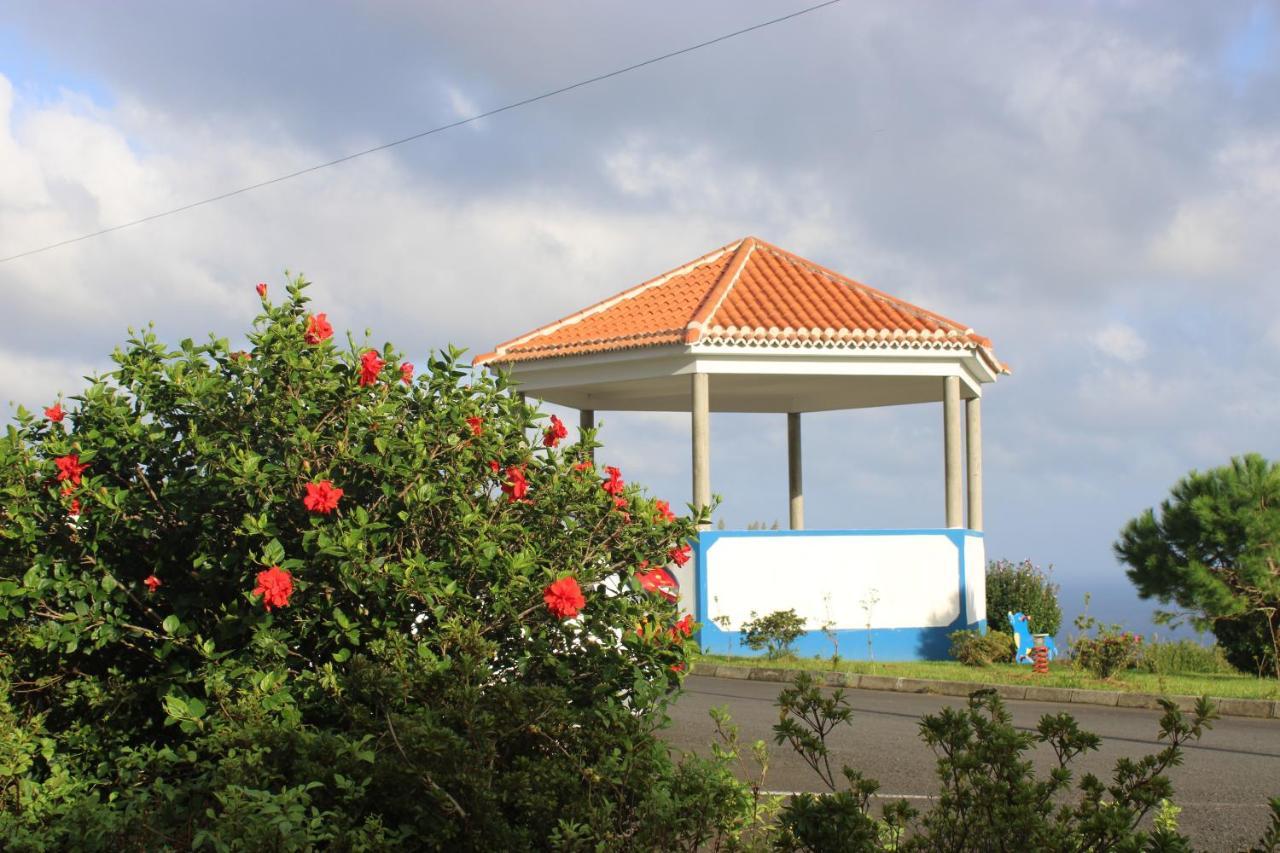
[525,371,972,413]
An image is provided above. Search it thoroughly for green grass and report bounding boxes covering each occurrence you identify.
[692,652,1280,701]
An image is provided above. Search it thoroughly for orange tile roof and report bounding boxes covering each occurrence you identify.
[475,237,1007,373]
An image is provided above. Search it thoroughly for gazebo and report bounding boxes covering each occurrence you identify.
[475,236,1008,660]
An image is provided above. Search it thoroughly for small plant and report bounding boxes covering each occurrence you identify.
[1153,798,1182,835]
[948,629,1014,666]
[711,595,734,655]
[987,558,1063,637]
[1072,600,1143,679]
[709,705,777,835]
[820,592,840,668]
[772,674,915,850]
[861,588,880,662]
[741,609,806,660]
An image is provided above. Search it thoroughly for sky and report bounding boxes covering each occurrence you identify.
[2,1,1278,641]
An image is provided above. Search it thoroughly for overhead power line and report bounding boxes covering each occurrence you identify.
[1,0,844,265]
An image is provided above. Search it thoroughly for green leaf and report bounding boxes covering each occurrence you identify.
[162,614,181,634]
[163,694,188,718]
[263,538,286,566]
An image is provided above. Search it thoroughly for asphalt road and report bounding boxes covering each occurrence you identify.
[665,675,1280,851]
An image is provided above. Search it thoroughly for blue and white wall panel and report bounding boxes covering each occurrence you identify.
[690,529,985,661]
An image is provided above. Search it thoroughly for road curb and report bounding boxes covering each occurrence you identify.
[689,662,1279,720]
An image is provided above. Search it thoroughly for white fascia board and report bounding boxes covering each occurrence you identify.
[496,344,998,399]
[689,348,989,397]
[966,353,998,385]
[495,346,695,391]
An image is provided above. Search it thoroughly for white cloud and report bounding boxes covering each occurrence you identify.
[1146,131,1280,279]
[1004,23,1187,154]
[1146,199,1244,277]
[1091,322,1148,363]
[0,351,103,417]
[443,84,482,127]
[0,73,850,419]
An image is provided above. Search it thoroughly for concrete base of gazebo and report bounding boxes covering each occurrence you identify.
[684,528,986,661]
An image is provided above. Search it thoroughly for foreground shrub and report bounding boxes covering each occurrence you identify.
[765,673,1280,852]
[948,628,1013,666]
[986,558,1062,636]
[741,608,806,659]
[0,278,723,850]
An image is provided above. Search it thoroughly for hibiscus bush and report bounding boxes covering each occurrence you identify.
[0,277,727,850]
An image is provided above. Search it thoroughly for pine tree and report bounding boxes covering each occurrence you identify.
[1116,453,1280,678]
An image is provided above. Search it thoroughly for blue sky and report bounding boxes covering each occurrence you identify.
[2,1,1279,642]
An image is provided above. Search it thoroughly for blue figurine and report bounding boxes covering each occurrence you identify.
[1008,611,1058,663]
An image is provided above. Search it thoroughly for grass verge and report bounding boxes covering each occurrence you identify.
[691,652,1280,700]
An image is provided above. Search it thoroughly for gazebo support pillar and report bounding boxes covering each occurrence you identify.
[787,412,804,530]
[691,372,711,527]
[943,376,962,528]
[579,408,595,463]
[966,397,982,531]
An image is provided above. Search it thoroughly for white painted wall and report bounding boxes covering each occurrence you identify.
[964,535,986,625]
[702,533,963,630]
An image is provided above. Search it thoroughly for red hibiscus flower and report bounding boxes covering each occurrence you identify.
[670,662,686,674]
[543,576,585,620]
[666,614,695,644]
[400,362,413,384]
[637,566,678,601]
[602,465,624,496]
[654,499,676,522]
[144,574,161,593]
[669,543,692,567]
[69,498,81,516]
[359,350,385,386]
[44,403,65,422]
[253,565,294,611]
[304,313,333,344]
[542,414,568,448]
[488,460,500,472]
[302,480,343,514]
[502,465,529,502]
[466,416,483,437]
[54,454,88,486]
[256,282,268,298]
[572,460,593,473]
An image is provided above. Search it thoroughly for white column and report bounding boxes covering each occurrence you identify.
[691,373,711,526]
[579,408,595,463]
[966,397,983,532]
[943,376,962,528]
[787,412,804,530]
